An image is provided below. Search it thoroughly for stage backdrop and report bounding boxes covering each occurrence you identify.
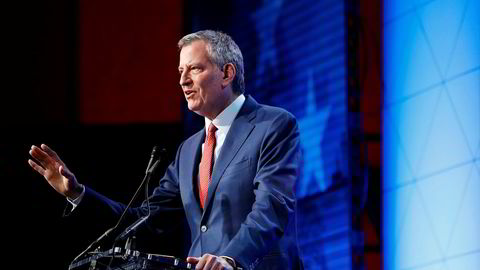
[383,0,480,269]
[78,0,183,124]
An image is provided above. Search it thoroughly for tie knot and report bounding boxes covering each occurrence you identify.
[208,123,218,134]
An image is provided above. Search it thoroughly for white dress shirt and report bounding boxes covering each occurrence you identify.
[202,94,245,164]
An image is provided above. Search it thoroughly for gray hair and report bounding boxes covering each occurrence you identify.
[178,30,245,94]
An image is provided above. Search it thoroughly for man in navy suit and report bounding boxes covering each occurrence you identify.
[29,30,303,270]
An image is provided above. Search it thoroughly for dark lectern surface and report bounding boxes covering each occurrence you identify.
[69,247,195,270]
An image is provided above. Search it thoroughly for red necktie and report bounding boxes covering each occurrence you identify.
[199,123,217,209]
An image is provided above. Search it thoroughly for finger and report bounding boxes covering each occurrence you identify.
[212,261,223,270]
[28,159,46,176]
[203,256,216,270]
[186,257,200,264]
[30,146,54,168]
[209,260,221,270]
[195,254,209,270]
[41,144,63,163]
[40,144,54,154]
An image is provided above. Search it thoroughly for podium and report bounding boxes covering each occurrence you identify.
[68,247,195,270]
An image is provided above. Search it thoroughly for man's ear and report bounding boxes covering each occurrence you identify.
[222,63,236,87]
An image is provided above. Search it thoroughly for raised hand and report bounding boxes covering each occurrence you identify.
[28,144,83,199]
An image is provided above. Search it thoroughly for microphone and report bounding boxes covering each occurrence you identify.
[145,146,161,174]
[70,146,165,265]
[115,215,149,241]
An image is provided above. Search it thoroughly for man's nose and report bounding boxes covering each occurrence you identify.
[179,71,192,87]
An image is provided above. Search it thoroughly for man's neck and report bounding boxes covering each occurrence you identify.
[206,93,240,120]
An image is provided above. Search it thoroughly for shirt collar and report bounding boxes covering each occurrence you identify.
[205,94,246,133]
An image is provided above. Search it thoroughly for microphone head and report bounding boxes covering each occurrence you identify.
[146,146,165,174]
[151,146,160,157]
[150,146,167,162]
[150,145,167,158]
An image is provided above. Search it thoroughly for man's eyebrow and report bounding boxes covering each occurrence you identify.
[179,63,199,69]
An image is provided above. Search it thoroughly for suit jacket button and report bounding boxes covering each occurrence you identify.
[201,225,207,232]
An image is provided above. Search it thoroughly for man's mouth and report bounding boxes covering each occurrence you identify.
[184,90,195,98]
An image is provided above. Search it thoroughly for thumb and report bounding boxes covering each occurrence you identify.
[59,165,73,179]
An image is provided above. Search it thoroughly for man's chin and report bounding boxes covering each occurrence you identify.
[187,102,197,111]
[187,103,202,115]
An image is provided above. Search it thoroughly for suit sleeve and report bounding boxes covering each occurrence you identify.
[222,112,301,269]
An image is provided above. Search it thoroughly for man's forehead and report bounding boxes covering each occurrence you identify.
[180,40,208,55]
[179,41,210,65]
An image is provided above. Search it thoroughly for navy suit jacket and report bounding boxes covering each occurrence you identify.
[76,96,303,269]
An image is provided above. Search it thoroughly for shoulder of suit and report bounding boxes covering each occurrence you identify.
[255,103,297,122]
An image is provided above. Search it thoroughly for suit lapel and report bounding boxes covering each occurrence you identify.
[202,96,258,215]
[185,129,205,217]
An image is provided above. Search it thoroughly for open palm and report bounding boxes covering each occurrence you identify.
[28,144,82,199]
